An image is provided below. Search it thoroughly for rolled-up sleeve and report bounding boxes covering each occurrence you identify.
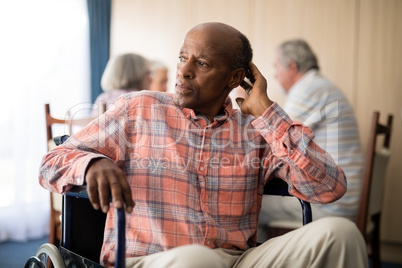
[252,102,347,204]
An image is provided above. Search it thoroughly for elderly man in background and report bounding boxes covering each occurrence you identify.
[259,39,364,241]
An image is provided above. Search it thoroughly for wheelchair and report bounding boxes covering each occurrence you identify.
[25,188,126,268]
[25,135,126,268]
[25,135,312,268]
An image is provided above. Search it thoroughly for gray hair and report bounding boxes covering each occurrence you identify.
[278,39,319,72]
[149,60,168,78]
[101,53,149,92]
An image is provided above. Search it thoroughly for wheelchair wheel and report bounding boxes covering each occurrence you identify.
[29,243,65,268]
[24,256,45,268]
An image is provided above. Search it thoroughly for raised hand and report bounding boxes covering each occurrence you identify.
[235,62,273,116]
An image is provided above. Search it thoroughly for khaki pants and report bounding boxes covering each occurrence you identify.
[126,217,368,268]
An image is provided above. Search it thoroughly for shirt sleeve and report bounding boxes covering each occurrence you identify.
[38,96,130,194]
[252,102,347,204]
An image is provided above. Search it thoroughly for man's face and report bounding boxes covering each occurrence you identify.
[273,50,294,93]
[173,26,236,117]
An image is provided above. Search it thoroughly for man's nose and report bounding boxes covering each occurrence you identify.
[177,60,194,79]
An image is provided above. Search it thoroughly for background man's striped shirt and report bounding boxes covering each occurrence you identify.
[284,70,363,220]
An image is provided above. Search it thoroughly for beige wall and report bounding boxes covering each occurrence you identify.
[111,0,402,262]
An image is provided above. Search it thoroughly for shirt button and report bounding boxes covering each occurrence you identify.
[199,166,205,171]
[206,240,211,245]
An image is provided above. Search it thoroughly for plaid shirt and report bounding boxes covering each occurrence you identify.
[39,91,346,266]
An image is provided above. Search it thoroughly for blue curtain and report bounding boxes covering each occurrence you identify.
[87,0,111,103]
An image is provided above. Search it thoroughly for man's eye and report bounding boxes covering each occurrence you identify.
[178,56,186,62]
[198,61,208,67]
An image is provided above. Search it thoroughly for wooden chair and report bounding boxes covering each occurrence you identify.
[266,111,393,267]
[356,111,393,268]
[45,103,106,248]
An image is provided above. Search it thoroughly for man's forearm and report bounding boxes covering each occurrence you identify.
[252,102,347,203]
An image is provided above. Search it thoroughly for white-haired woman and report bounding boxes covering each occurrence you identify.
[93,53,151,108]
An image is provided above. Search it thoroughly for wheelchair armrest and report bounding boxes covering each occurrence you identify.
[264,178,312,225]
[62,189,126,268]
[54,135,70,146]
[264,178,291,196]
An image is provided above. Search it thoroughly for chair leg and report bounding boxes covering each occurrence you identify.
[371,213,381,268]
[49,212,61,247]
[48,215,56,245]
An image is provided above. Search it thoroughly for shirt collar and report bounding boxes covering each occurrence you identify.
[181,97,234,125]
[290,69,319,93]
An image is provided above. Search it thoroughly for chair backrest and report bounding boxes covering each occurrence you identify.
[45,102,106,248]
[356,111,393,236]
[45,103,107,151]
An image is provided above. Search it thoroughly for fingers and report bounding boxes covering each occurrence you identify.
[248,62,267,90]
[248,62,259,78]
[236,62,273,116]
[86,160,112,213]
[98,178,112,213]
[86,178,100,210]
[85,158,134,214]
[120,179,135,213]
[109,175,134,213]
[236,98,244,109]
[109,180,122,210]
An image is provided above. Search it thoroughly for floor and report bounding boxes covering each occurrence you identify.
[0,236,48,268]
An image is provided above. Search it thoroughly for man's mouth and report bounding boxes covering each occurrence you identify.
[175,82,193,94]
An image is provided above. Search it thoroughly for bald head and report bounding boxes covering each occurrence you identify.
[187,22,253,70]
[173,22,253,120]
[190,22,239,40]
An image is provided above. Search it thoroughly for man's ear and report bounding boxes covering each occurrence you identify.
[288,61,298,74]
[228,68,246,88]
